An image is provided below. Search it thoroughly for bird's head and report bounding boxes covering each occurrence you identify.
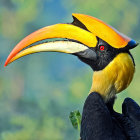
[4,14,138,102]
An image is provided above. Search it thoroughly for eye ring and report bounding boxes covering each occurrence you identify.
[99,45,105,51]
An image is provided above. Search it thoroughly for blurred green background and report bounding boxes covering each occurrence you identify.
[0,0,140,139]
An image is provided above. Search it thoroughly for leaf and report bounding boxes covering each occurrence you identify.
[69,110,81,131]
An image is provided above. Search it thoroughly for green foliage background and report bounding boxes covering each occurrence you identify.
[0,0,140,139]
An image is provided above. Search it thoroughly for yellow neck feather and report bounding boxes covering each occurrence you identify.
[90,53,135,102]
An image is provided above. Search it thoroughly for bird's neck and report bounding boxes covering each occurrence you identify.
[90,53,135,102]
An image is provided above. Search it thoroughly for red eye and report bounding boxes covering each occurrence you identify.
[99,45,105,51]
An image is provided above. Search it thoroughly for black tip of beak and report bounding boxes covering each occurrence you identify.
[127,40,139,50]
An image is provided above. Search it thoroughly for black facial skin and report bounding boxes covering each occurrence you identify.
[75,38,135,71]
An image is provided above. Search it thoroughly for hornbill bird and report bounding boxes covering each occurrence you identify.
[4,13,137,102]
[4,14,139,139]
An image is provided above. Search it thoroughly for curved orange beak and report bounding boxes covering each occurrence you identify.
[4,13,135,67]
[4,23,97,66]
